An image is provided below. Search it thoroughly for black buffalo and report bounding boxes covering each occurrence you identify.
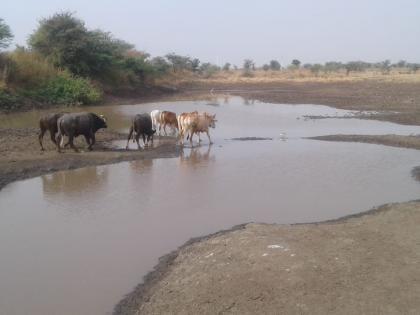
[126,114,156,150]
[38,112,66,150]
[56,112,107,152]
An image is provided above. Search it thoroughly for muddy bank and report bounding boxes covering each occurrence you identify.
[310,134,420,151]
[187,80,420,126]
[116,201,420,315]
[0,128,180,190]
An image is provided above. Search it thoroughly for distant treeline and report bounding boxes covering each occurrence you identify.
[0,13,419,110]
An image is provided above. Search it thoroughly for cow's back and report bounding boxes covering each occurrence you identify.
[58,112,94,136]
[133,114,153,134]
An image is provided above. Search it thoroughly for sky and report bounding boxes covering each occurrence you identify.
[2,0,420,66]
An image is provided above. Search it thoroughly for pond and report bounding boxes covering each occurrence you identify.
[1,96,420,315]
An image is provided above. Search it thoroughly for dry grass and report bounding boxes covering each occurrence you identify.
[156,69,420,87]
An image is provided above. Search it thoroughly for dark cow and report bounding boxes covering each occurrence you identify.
[56,112,107,152]
[38,112,66,150]
[126,114,156,150]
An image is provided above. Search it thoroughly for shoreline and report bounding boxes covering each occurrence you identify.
[114,200,420,314]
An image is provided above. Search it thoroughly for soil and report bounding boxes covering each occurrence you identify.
[309,134,420,151]
[187,80,420,126]
[0,128,180,190]
[115,201,420,315]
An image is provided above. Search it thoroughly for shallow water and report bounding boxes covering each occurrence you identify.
[1,97,420,315]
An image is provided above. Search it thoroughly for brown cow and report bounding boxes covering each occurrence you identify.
[178,112,216,146]
[159,111,178,136]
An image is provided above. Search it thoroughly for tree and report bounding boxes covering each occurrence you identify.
[191,58,200,72]
[324,61,343,72]
[151,56,170,75]
[309,63,323,75]
[242,59,254,77]
[0,18,13,50]
[396,60,407,68]
[291,59,301,68]
[262,64,270,71]
[222,62,231,71]
[165,53,193,72]
[380,59,391,74]
[345,61,367,75]
[28,12,133,77]
[269,60,281,71]
[199,62,220,78]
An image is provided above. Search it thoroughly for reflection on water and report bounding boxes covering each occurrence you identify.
[180,145,215,166]
[1,96,420,315]
[42,166,109,195]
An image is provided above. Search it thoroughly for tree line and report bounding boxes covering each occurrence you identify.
[1,13,419,110]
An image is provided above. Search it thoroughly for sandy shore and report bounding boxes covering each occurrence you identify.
[115,201,420,315]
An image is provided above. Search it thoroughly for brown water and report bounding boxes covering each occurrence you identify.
[1,97,420,315]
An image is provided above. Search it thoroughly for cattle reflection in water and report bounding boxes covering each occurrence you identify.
[129,159,154,173]
[179,145,215,167]
[42,166,108,195]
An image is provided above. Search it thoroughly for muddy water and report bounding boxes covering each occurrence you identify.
[1,97,420,315]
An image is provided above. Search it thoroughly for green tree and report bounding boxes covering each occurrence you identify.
[151,56,170,75]
[0,18,13,50]
[165,53,193,72]
[291,59,301,68]
[309,63,323,75]
[222,62,231,71]
[262,64,270,71]
[380,59,391,74]
[28,12,133,78]
[242,59,254,77]
[269,60,281,71]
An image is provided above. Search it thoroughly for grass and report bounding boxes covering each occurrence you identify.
[156,68,420,87]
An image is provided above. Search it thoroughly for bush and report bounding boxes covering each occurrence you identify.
[36,72,102,105]
[0,88,21,110]
[7,49,58,88]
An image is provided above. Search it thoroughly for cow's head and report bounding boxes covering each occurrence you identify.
[146,129,156,143]
[93,114,107,130]
[206,113,217,128]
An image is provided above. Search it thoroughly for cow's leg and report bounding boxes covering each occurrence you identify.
[84,135,92,150]
[163,123,167,136]
[87,133,95,151]
[190,131,194,147]
[60,134,65,148]
[126,126,133,150]
[68,134,78,152]
[158,123,162,136]
[39,128,46,151]
[206,131,212,144]
[135,134,141,150]
[142,134,147,147]
[56,134,62,153]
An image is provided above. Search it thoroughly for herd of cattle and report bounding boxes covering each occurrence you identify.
[38,110,217,152]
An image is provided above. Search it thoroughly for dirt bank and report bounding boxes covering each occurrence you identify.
[116,201,420,315]
[310,134,420,151]
[0,128,180,190]
[187,80,420,126]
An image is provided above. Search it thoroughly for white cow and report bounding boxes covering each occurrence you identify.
[150,110,162,134]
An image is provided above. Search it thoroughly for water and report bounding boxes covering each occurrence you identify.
[1,96,420,315]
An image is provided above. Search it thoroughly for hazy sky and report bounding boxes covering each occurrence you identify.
[3,0,420,66]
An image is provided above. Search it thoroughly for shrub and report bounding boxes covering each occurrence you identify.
[269,60,281,71]
[0,88,21,110]
[36,72,102,105]
[7,49,58,88]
